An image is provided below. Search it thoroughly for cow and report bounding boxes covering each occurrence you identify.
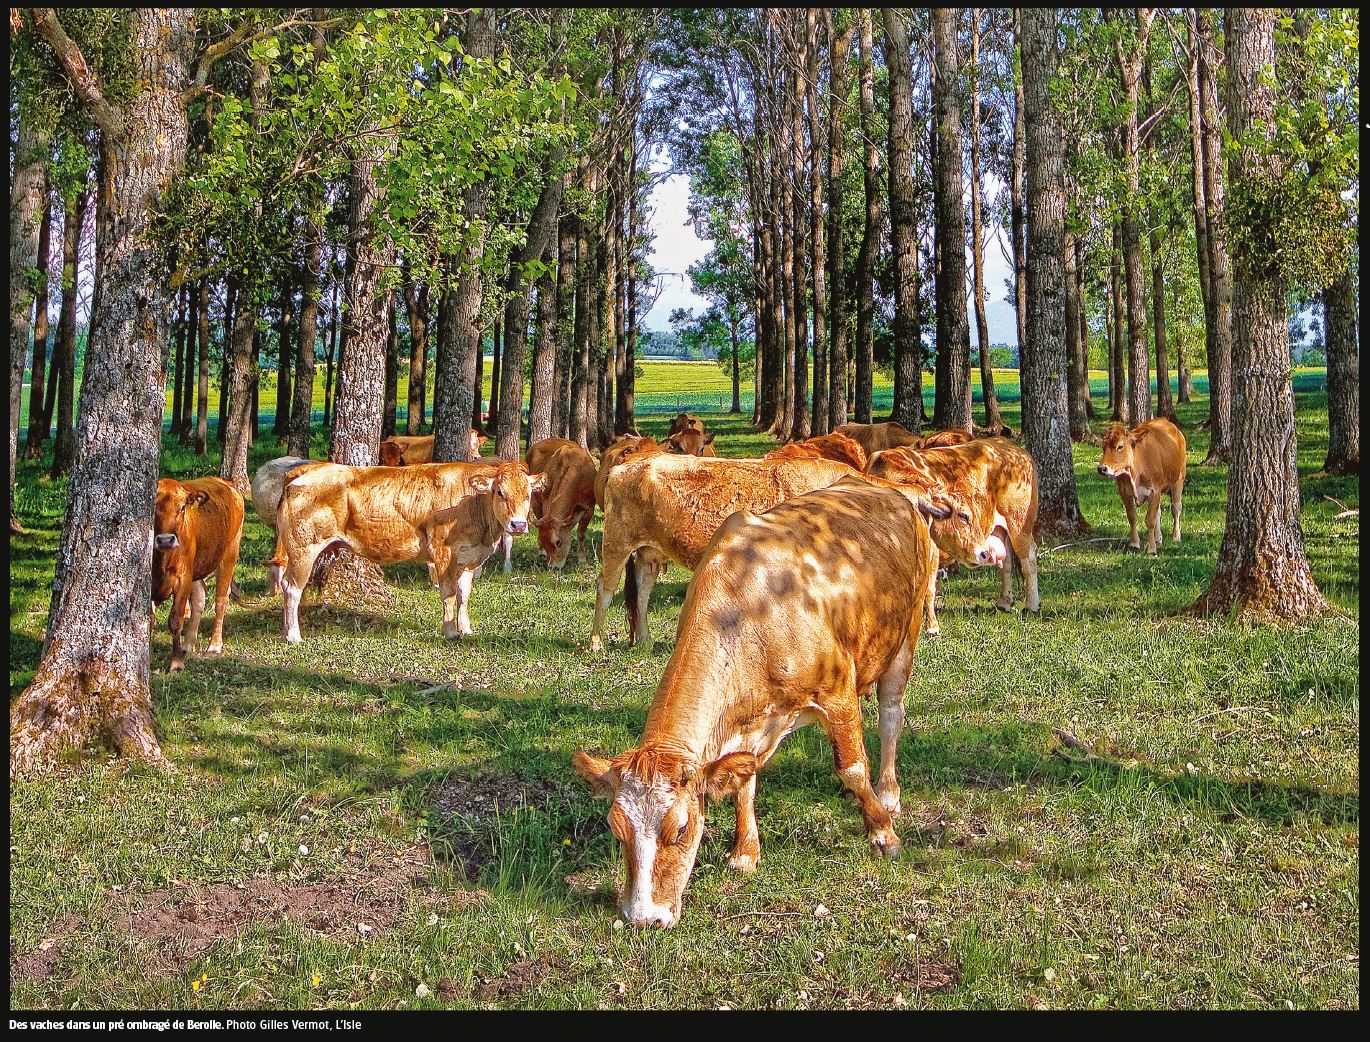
[152,476,245,671]
[917,428,976,450]
[417,462,545,638]
[667,413,705,436]
[574,477,935,928]
[526,437,596,569]
[664,426,717,457]
[1096,418,1186,554]
[833,421,925,458]
[592,453,952,652]
[765,431,868,470]
[378,428,488,467]
[271,459,499,643]
[594,434,661,510]
[867,437,1040,632]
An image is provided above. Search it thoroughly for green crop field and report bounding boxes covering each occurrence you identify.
[8,378,1358,1010]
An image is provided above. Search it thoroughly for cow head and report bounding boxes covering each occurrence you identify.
[667,413,704,436]
[153,478,208,553]
[1097,424,1136,480]
[866,451,1007,568]
[469,463,546,537]
[379,441,405,467]
[468,427,490,460]
[573,747,757,928]
[665,428,716,456]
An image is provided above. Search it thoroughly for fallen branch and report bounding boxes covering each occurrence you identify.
[1050,727,1099,762]
[1040,537,1124,556]
[1322,495,1359,520]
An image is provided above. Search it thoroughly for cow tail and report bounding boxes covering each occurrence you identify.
[624,552,639,643]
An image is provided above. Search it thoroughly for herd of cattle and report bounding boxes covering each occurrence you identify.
[150,411,1188,927]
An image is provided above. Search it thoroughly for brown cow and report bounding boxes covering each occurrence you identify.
[378,428,488,467]
[526,437,596,569]
[272,460,498,643]
[833,421,925,458]
[1097,418,1186,553]
[917,428,976,450]
[152,476,245,671]
[574,477,934,927]
[664,426,717,456]
[867,437,1040,629]
[592,453,951,652]
[765,431,868,470]
[417,462,545,637]
[594,434,661,510]
[667,413,705,436]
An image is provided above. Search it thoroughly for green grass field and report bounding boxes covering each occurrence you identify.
[8,372,1358,1010]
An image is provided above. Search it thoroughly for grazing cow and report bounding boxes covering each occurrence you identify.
[593,453,948,652]
[417,462,545,637]
[765,431,868,470]
[272,460,498,643]
[665,426,717,456]
[667,413,705,436]
[574,477,935,927]
[867,437,1040,630]
[378,428,488,467]
[251,457,323,531]
[526,437,596,568]
[152,477,245,671]
[1096,418,1186,553]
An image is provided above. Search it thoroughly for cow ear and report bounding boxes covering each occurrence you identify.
[918,494,953,522]
[469,475,494,494]
[530,472,548,492]
[189,491,209,508]
[572,751,621,799]
[703,751,758,801]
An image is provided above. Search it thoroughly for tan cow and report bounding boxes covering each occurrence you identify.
[833,421,925,458]
[867,437,1040,630]
[574,477,934,927]
[152,477,245,671]
[417,462,546,637]
[272,460,498,643]
[378,428,488,467]
[594,434,661,510]
[765,431,868,470]
[526,437,596,569]
[917,428,976,449]
[664,426,718,456]
[1097,418,1186,553]
[667,413,705,436]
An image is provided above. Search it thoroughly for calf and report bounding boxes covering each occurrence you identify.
[378,428,488,467]
[272,459,498,643]
[867,437,1040,630]
[765,431,868,470]
[526,437,596,569]
[574,477,934,927]
[418,462,545,637]
[1097,418,1186,553]
[152,477,245,671]
[665,426,717,456]
[667,413,705,436]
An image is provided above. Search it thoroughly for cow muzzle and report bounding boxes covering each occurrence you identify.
[622,898,678,929]
[507,519,529,535]
[155,533,179,551]
[975,527,1009,567]
[1097,464,1121,478]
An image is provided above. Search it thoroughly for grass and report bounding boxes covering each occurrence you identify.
[8,377,1359,1010]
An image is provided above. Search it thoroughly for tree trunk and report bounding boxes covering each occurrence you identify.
[1197,9,1233,463]
[288,241,322,457]
[1063,232,1094,442]
[806,10,829,434]
[1191,9,1327,621]
[1010,9,1029,378]
[1116,9,1155,426]
[527,244,558,445]
[12,8,193,778]
[623,149,640,430]
[853,8,880,425]
[826,13,852,430]
[1183,8,1208,410]
[1150,229,1175,419]
[787,16,810,443]
[552,201,576,441]
[382,291,399,438]
[1071,236,1096,428]
[1109,230,1128,421]
[1020,7,1089,540]
[323,276,339,430]
[969,12,1003,436]
[1321,269,1358,475]
[48,184,87,481]
[195,280,211,455]
[10,110,53,526]
[932,8,973,432]
[403,271,428,436]
[273,283,295,438]
[884,9,922,433]
[179,283,198,442]
[24,194,54,461]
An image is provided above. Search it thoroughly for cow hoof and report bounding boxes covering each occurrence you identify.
[994,600,1013,613]
[727,851,759,873]
[924,627,940,639]
[285,633,302,645]
[169,660,186,673]
[590,636,604,653]
[870,832,902,859]
[205,644,222,656]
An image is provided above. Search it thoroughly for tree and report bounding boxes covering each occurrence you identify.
[1191,8,1328,621]
[1196,9,1234,463]
[12,8,195,777]
[883,9,923,432]
[968,11,1006,436]
[853,9,881,425]
[1322,270,1359,475]
[1020,8,1090,541]
[826,12,853,430]
[22,195,54,462]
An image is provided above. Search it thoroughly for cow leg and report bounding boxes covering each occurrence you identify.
[874,638,916,817]
[825,700,900,857]
[590,543,633,653]
[207,533,240,655]
[1144,492,1162,554]
[1119,480,1140,549]
[727,772,761,873]
[501,533,513,574]
[923,545,941,637]
[1010,529,1041,613]
[575,508,592,566]
[630,551,661,652]
[455,567,477,636]
[995,544,1017,611]
[183,580,207,657]
[281,543,326,644]
[168,580,192,672]
[1170,477,1184,544]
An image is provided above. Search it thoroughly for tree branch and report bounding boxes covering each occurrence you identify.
[190,11,354,90]
[30,8,121,137]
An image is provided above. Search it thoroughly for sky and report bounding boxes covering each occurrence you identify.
[641,153,1022,346]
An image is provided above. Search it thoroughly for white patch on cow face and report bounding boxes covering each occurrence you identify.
[974,511,1010,568]
[612,774,700,928]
